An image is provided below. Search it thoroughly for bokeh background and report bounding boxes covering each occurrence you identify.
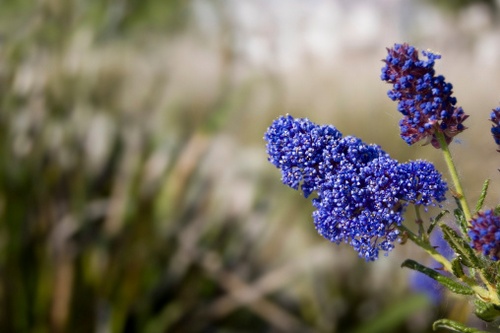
[1,0,500,332]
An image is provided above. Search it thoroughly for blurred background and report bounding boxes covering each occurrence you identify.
[1,0,500,332]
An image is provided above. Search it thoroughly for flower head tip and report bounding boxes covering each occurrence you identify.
[381,43,468,148]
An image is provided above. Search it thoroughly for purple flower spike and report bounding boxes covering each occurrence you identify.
[490,106,500,151]
[469,210,500,261]
[381,43,469,148]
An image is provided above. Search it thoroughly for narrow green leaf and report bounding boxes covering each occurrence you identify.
[453,198,469,235]
[474,299,500,322]
[432,318,487,332]
[474,179,490,214]
[401,259,474,295]
[427,209,449,235]
[451,258,465,278]
[440,224,481,269]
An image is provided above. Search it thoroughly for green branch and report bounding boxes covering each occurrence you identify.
[435,132,472,223]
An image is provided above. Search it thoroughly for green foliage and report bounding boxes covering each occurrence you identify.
[453,204,469,237]
[432,318,488,332]
[427,210,449,235]
[473,300,500,322]
[401,167,500,330]
[451,258,466,278]
[401,260,474,296]
[474,179,490,214]
[439,224,480,268]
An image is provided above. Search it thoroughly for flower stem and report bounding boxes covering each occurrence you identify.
[435,132,472,223]
[398,224,452,272]
[413,206,427,241]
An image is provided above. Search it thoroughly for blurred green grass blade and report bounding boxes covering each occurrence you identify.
[349,294,429,333]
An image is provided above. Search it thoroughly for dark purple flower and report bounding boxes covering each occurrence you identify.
[265,115,448,261]
[490,107,500,151]
[469,210,500,261]
[381,43,468,148]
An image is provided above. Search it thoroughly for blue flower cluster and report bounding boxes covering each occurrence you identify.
[469,210,500,261]
[265,115,448,261]
[381,43,468,147]
[264,115,342,198]
[490,107,500,150]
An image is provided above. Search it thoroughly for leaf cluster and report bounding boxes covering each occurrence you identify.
[403,180,500,332]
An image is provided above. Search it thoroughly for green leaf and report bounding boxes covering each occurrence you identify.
[432,318,488,332]
[453,199,469,236]
[440,224,481,269]
[474,299,500,322]
[451,258,465,278]
[427,209,449,235]
[401,259,474,295]
[474,179,490,214]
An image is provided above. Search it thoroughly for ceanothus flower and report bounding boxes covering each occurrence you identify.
[265,115,448,261]
[489,106,500,151]
[381,43,468,148]
[264,114,342,198]
[469,210,500,261]
[397,160,448,206]
[312,154,404,261]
